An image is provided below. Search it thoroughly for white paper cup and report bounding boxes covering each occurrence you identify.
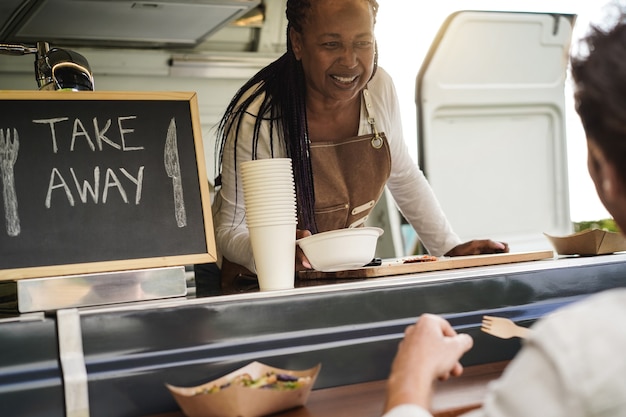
[244,200,296,211]
[245,203,296,226]
[247,217,298,228]
[242,159,297,231]
[241,169,293,177]
[241,159,293,177]
[247,213,297,224]
[247,219,298,229]
[245,204,296,213]
[242,185,295,196]
[245,199,296,207]
[241,170,292,180]
[241,174,294,187]
[243,189,296,199]
[248,222,296,291]
[241,158,291,172]
[244,203,296,211]
[241,158,292,167]
[245,206,297,216]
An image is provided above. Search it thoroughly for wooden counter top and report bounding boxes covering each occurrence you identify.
[298,251,554,280]
[149,361,507,417]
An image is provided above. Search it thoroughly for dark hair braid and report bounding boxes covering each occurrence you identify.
[216,0,379,234]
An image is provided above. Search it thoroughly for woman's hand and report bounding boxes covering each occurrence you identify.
[445,239,509,256]
[296,229,312,271]
[384,314,473,412]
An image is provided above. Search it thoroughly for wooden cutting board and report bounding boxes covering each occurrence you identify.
[298,250,555,280]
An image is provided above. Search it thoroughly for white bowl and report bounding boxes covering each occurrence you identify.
[296,227,384,272]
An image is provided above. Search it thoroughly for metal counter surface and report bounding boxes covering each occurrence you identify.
[0,313,64,417]
[1,254,626,417]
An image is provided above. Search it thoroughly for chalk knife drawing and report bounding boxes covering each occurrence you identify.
[164,118,187,227]
[0,128,20,236]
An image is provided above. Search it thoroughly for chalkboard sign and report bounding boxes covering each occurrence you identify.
[0,91,216,280]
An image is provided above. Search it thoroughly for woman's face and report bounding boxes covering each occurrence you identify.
[290,0,376,105]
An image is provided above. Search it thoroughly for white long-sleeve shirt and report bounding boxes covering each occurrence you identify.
[212,67,461,271]
[384,288,626,417]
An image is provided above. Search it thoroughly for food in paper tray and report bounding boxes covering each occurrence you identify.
[194,371,312,395]
[166,361,321,417]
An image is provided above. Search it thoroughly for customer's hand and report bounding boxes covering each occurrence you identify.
[446,239,509,256]
[384,314,473,413]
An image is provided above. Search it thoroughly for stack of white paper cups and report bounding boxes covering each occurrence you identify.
[240,158,298,291]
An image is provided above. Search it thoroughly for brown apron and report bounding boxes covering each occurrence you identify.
[310,89,391,231]
[220,88,391,289]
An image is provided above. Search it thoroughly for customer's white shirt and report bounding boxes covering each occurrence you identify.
[383,288,626,417]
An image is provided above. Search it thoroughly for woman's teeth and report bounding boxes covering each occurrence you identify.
[332,75,358,84]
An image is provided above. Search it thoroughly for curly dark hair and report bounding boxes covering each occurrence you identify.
[215,0,379,234]
[571,7,626,185]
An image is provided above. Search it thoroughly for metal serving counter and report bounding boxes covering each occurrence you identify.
[1,254,625,417]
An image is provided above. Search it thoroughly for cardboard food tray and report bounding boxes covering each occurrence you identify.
[298,250,554,280]
[544,229,626,255]
[166,361,321,417]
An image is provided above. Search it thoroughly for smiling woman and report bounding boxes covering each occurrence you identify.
[210,0,508,290]
[375,0,612,223]
[289,0,377,140]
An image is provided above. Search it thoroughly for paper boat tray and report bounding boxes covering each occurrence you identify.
[166,362,321,417]
[544,229,626,255]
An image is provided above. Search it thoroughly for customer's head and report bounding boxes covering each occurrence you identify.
[571,5,626,230]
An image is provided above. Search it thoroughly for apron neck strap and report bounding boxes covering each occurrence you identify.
[363,88,384,149]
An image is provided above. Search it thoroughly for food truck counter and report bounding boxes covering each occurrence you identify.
[1,253,625,417]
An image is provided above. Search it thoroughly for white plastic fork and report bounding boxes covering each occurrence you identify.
[481,315,531,339]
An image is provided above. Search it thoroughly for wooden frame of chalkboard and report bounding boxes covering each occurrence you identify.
[0,91,216,280]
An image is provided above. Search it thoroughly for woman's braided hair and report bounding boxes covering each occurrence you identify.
[216,0,379,233]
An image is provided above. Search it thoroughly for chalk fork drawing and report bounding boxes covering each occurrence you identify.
[0,128,20,236]
[164,118,187,227]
